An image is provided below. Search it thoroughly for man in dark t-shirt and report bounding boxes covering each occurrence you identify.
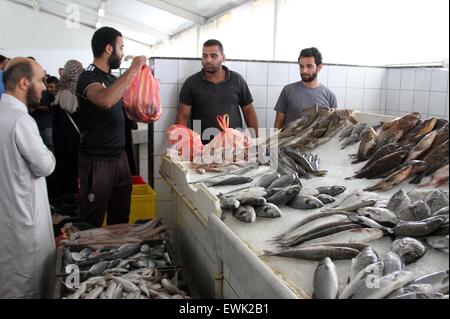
[76,26,147,227]
[175,39,259,144]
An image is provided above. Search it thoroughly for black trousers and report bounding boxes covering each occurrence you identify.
[78,151,132,227]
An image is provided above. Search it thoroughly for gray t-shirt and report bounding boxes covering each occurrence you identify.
[274,82,337,125]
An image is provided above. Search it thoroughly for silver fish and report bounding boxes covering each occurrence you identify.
[425,235,449,251]
[387,189,411,216]
[255,172,281,188]
[425,190,449,214]
[409,270,449,294]
[233,205,256,223]
[397,200,431,222]
[239,197,267,206]
[339,262,384,299]
[288,195,324,210]
[218,194,240,210]
[313,257,339,299]
[298,188,320,197]
[255,203,282,218]
[388,292,447,299]
[382,251,404,275]
[268,174,297,189]
[347,214,394,234]
[350,247,380,281]
[325,199,378,213]
[351,270,415,299]
[407,189,435,204]
[386,284,434,299]
[267,185,302,206]
[264,245,360,261]
[315,194,336,204]
[316,185,347,197]
[357,207,400,225]
[393,216,447,237]
[209,176,253,187]
[391,237,427,264]
[300,228,384,246]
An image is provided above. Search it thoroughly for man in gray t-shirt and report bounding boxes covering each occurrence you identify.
[274,47,337,128]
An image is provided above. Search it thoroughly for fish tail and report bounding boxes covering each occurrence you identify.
[314,170,328,177]
[263,250,275,256]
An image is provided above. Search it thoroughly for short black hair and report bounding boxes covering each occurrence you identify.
[0,55,8,64]
[91,27,123,58]
[46,76,59,84]
[299,47,323,66]
[203,39,224,54]
[3,60,34,91]
[27,56,36,61]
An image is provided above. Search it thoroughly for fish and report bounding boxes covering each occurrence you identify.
[288,195,324,210]
[419,164,449,188]
[339,262,384,299]
[339,125,355,141]
[357,207,400,225]
[254,172,281,188]
[407,189,435,203]
[316,186,347,197]
[298,188,320,197]
[325,199,378,213]
[313,257,339,299]
[433,118,448,131]
[389,292,447,299]
[263,245,360,261]
[425,190,449,214]
[315,194,336,204]
[284,224,362,247]
[268,174,297,189]
[267,185,302,206]
[355,143,401,173]
[281,148,327,176]
[363,165,414,192]
[388,189,411,215]
[391,237,427,265]
[386,284,435,299]
[411,140,449,184]
[353,127,378,163]
[382,252,404,276]
[424,122,449,156]
[299,228,384,246]
[349,150,409,180]
[255,203,282,218]
[397,200,431,221]
[351,123,369,137]
[409,270,449,294]
[432,205,449,217]
[351,270,415,299]
[376,112,421,149]
[398,117,438,145]
[347,214,394,234]
[218,194,240,210]
[302,242,370,251]
[341,134,360,149]
[393,216,447,237]
[208,176,253,187]
[425,235,449,251]
[375,160,427,179]
[405,130,438,162]
[233,205,257,223]
[239,197,267,206]
[225,187,267,201]
[350,247,380,281]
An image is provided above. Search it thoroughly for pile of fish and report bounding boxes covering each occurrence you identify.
[218,173,347,223]
[60,218,170,250]
[273,106,358,151]
[278,147,327,178]
[346,113,449,191]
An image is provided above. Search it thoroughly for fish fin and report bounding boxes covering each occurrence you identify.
[263,250,275,256]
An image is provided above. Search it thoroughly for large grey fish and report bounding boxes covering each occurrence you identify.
[313,257,339,299]
[298,188,320,197]
[408,270,449,294]
[285,224,362,247]
[432,206,449,217]
[341,133,360,149]
[263,245,360,261]
[288,195,324,210]
[218,194,240,210]
[316,185,347,197]
[268,174,297,189]
[300,228,384,246]
[302,242,370,251]
[339,262,384,299]
[357,207,400,225]
[393,215,447,237]
[239,197,267,206]
[347,214,394,234]
[267,185,302,206]
[391,237,427,264]
[382,251,404,275]
[386,284,434,299]
[332,189,366,208]
[351,270,415,299]
[315,194,336,204]
[408,189,435,203]
[233,205,256,223]
[405,130,438,162]
[255,203,282,218]
[254,172,281,188]
[387,189,411,216]
[226,187,267,201]
[350,247,380,281]
[425,235,449,251]
[388,292,447,299]
[397,200,431,222]
[208,176,253,187]
[281,148,327,176]
[339,125,355,141]
[325,199,378,213]
[425,190,449,214]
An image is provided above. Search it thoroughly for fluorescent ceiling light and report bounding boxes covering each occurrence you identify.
[98,8,105,17]
[96,21,102,29]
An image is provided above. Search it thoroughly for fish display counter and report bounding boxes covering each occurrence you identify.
[160,111,449,299]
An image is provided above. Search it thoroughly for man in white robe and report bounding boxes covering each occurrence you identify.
[0,57,56,298]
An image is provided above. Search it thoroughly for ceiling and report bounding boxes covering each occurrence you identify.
[7,0,250,46]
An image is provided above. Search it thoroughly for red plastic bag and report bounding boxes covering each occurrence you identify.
[123,65,162,123]
[167,124,204,161]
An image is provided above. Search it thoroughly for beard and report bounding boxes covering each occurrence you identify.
[26,83,41,109]
[203,63,222,74]
[301,72,318,83]
[108,49,122,70]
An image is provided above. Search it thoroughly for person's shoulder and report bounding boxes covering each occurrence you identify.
[184,71,202,83]
[229,69,246,82]
[283,81,302,91]
[320,84,337,95]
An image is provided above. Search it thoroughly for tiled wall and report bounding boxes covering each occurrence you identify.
[142,58,449,221]
[384,68,449,119]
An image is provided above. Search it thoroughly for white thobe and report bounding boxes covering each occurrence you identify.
[0,94,56,298]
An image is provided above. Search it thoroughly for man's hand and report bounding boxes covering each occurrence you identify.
[129,56,147,73]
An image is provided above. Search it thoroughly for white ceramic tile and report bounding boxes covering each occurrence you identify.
[154,179,172,201]
[387,69,402,90]
[248,85,267,108]
[381,69,388,89]
[386,90,400,110]
[330,88,346,108]
[346,88,364,109]
[429,92,447,116]
[414,69,432,91]
[247,62,268,85]
[431,69,449,92]
[363,89,382,110]
[364,68,384,89]
[138,160,148,181]
[318,64,329,87]
[268,63,289,86]
[346,67,365,88]
[153,155,162,179]
[139,144,148,160]
[154,59,178,84]
[153,131,168,156]
[399,91,414,112]
[266,109,277,129]
[288,63,300,83]
[159,83,178,108]
[380,90,387,112]
[412,91,430,113]
[225,61,247,79]
[178,59,201,83]
[267,86,284,108]
[386,110,399,117]
[254,108,267,130]
[327,65,347,88]
[154,107,177,132]
[401,69,416,90]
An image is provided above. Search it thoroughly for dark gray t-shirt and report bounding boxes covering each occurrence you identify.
[179,66,253,143]
[274,82,337,124]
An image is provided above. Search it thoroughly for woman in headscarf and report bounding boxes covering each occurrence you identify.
[52,60,84,198]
